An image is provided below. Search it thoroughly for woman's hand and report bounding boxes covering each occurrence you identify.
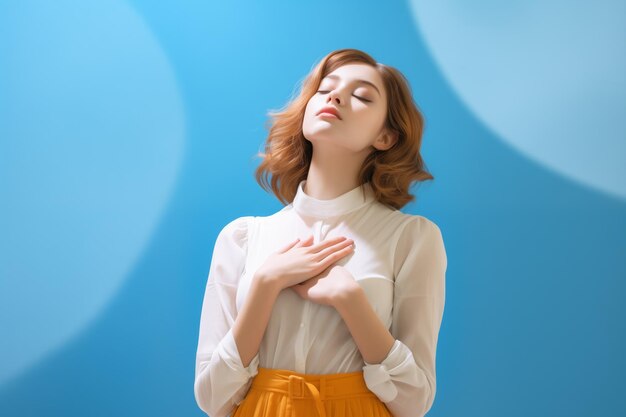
[288,264,360,307]
[254,234,355,291]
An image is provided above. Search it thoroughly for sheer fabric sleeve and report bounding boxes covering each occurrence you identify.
[362,216,447,417]
[193,216,260,417]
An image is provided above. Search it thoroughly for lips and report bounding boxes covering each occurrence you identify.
[317,106,341,120]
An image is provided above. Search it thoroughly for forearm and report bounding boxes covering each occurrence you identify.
[232,274,281,367]
[333,287,396,364]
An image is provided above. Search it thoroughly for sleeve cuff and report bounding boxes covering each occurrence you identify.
[218,328,260,380]
[362,339,418,403]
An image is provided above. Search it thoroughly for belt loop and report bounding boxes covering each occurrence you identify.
[320,377,326,400]
[288,375,305,399]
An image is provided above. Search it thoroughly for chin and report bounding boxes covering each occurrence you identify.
[304,132,338,144]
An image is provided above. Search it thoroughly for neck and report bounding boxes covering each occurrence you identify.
[305,144,370,200]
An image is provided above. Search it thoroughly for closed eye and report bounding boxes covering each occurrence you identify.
[316,90,371,103]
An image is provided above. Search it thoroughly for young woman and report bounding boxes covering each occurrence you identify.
[194,48,447,417]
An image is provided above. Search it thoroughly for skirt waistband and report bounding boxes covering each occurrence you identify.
[250,367,377,417]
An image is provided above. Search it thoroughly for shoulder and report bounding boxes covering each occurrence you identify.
[393,215,448,277]
[216,215,256,251]
[391,214,447,273]
[396,213,444,241]
[246,204,292,231]
[369,201,441,231]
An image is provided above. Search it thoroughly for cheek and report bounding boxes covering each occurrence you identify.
[304,100,317,119]
[347,114,385,145]
[360,111,386,132]
[304,98,326,123]
[352,112,378,130]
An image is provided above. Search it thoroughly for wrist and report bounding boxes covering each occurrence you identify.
[332,284,363,310]
[253,271,284,295]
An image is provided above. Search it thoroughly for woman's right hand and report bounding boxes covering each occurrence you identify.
[254,235,355,291]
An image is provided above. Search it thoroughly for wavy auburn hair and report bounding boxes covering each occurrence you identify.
[254,48,433,210]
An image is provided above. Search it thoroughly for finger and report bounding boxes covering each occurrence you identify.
[290,285,304,299]
[317,245,354,269]
[278,237,301,254]
[310,235,349,253]
[295,234,315,247]
[295,278,314,290]
[315,238,354,260]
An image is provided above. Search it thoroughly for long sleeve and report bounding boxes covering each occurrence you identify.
[362,216,447,417]
[194,216,260,417]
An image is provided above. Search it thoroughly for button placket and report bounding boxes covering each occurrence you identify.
[295,300,310,373]
[320,222,330,241]
[295,324,305,373]
[295,220,325,375]
[314,220,323,243]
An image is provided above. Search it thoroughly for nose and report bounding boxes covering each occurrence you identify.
[328,89,342,105]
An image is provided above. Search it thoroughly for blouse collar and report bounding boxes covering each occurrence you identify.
[292,179,376,219]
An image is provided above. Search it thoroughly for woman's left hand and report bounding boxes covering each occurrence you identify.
[288,264,360,307]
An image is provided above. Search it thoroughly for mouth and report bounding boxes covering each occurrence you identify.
[318,112,339,119]
[317,107,342,120]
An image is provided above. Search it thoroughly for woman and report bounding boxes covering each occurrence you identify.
[194,48,447,417]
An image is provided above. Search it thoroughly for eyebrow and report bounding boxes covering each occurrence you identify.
[323,74,381,97]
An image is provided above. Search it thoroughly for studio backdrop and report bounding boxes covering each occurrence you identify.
[0,0,624,416]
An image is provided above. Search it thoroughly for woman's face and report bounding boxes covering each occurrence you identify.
[302,63,394,154]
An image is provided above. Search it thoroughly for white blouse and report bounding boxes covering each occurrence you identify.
[194,180,447,417]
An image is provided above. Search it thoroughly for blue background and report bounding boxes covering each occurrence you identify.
[1,0,624,416]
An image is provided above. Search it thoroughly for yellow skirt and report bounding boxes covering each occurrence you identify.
[231,366,393,417]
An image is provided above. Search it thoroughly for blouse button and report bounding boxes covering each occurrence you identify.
[300,323,304,328]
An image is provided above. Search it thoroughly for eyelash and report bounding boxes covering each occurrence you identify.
[316,90,371,103]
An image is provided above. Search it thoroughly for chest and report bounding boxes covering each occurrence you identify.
[237,216,397,327]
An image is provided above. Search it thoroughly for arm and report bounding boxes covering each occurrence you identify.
[193,217,281,417]
[232,275,281,367]
[338,217,447,417]
[334,288,396,365]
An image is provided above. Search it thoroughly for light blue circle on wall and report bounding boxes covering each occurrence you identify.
[0,0,186,384]
[409,0,626,200]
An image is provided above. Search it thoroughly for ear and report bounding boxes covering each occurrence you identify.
[373,129,398,151]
